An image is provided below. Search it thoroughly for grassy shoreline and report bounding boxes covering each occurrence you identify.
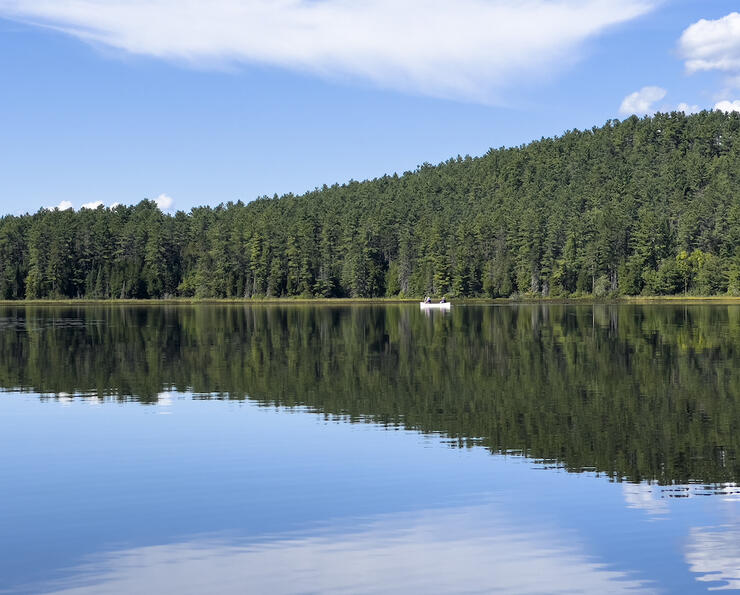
[4,295,740,306]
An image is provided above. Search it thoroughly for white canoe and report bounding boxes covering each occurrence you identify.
[420,302,451,310]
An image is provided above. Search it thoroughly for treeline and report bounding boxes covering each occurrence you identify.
[3,110,740,299]
[2,303,738,484]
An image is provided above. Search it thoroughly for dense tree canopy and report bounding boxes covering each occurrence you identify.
[3,110,740,299]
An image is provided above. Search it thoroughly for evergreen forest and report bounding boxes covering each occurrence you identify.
[3,110,740,300]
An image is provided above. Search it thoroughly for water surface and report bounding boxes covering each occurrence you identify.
[0,304,738,593]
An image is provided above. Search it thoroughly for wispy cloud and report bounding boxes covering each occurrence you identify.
[619,86,666,115]
[0,0,656,103]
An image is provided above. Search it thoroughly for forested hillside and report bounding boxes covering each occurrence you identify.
[2,110,740,299]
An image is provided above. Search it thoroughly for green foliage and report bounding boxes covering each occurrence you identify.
[3,111,740,299]
[593,274,611,298]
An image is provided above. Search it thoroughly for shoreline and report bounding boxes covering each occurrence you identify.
[4,295,740,306]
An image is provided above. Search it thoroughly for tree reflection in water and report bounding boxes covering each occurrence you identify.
[1,303,739,484]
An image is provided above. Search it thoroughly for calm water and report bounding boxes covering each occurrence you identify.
[0,303,739,594]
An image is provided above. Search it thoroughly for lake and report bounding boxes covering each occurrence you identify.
[0,303,738,593]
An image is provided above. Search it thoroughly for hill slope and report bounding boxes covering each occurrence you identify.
[2,110,740,299]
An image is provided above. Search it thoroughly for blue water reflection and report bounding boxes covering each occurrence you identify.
[1,393,738,593]
[35,506,654,594]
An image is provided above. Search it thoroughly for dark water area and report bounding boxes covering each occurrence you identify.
[0,304,739,593]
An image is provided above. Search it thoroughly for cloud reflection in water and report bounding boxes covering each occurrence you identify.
[37,503,654,595]
[622,483,669,517]
[686,523,740,591]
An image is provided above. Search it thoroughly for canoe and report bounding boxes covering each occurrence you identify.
[420,302,451,310]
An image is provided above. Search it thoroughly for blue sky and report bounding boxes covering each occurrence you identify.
[1,0,739,216]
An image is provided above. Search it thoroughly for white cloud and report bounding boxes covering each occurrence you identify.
[0,0,657,103]
[715,99,740,112]
[619,86,666,115]
[46,200,74,211]
[680,12,740,75]
[154,193,173,210]
[80,200,104,209]
[677,102,701,114]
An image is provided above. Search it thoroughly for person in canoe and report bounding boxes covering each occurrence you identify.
[439,296,447,303]
[424,296,432,303]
